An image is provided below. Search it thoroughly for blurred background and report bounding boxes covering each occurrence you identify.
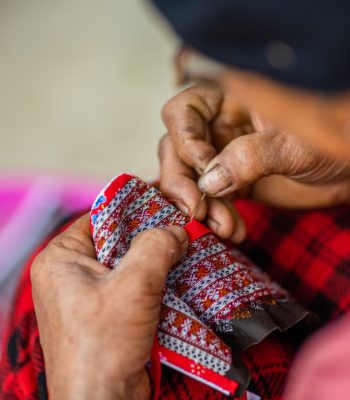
[0,0,178,329]
[0,0,178,180]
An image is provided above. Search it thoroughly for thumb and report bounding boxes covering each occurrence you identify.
[198,130,286,196]
[115,225,188,296]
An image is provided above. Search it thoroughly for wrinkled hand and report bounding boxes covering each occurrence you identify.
[31,215,188,400]
[160,84,350,242]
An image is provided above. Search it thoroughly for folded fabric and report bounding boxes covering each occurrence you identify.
[90,174,308,398]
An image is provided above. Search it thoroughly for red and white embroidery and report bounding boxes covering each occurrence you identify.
[90,174,306,398]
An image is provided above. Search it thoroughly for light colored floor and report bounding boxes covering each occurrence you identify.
[0,0,178,181]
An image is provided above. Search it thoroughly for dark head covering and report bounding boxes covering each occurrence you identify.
[152,0,350,92]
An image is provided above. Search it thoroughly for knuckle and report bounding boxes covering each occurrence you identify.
[159,178,172,197]
[30,252,44,283]
[142,228,178,249]
[161,97,176,123]
[124,272,161,299]
[30,247,57,285]
[162,85,222,126]
[161,89,196,123]
[277,134,319,176]
[158,134,170,162]
[50,231,86,255]
[118,260,161,297]
[50,233,69,250]
[236,135,256,155]
[177,144,189,162]
[158,228,180,251]
[30,233,77,284]
[228,135,267,178]
[135,228,180,260]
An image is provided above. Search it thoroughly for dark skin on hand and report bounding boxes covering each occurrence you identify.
[159,71,350,244]
[31,53,350,400]
[31,215,188,400]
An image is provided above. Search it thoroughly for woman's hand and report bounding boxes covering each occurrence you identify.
[31,214,188,400]
[159,84,350,242]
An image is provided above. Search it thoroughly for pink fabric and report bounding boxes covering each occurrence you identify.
[0,174,102,266]
[285,312,350,399]
[0,173,103,342]
[0,173,102,217]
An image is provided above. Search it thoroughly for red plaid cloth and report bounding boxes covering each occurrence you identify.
[1,199,349,400]
[235,199,350,322]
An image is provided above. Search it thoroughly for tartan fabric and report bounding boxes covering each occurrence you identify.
[158,334,294,400]
[235,199,350,321]
[0,226,68,400]
[241,335,295,400]
[1,192,349,399]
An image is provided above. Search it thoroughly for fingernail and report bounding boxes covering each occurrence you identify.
[198,164,232,195]
[176,202,190,216]
[164,225,189,251]
[195,166,204,175]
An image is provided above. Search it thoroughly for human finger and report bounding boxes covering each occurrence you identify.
[220,69,350,160]
[205,198,246,242]
[31,214,107,288]
[49,213,96,258]
[210,91,253,151]
[198,130,285,197]
[114,226,189,295]
[159,133,207,220]
[161,84,221,173]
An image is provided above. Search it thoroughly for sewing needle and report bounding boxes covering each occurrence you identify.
[190,193,206,222]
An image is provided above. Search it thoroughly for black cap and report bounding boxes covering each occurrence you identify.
[153,0,350,92]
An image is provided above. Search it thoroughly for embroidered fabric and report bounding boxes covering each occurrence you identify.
[90,174,309,397]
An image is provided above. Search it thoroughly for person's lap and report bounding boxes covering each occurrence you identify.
[158,200,350,399]
[235,199,350,321]
[1,199,349,400]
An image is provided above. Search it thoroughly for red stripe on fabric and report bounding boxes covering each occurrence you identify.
[150,338,162,400]
[90,174,134,225]
[184,219,211,243]
[104,173,133,201]
[156,345,239,397]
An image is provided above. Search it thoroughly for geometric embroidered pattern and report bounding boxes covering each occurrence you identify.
[90,174,308,398]
[160,290,232,371]
[157,332,230,375]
